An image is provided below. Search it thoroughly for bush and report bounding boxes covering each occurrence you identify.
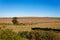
[12,17,19,25]
[0,29,28,40]
[18,30,58,40]
[31,30,59,40]
[18,31,32,40]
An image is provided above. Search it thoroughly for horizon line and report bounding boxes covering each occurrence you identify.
[0,16,60,18]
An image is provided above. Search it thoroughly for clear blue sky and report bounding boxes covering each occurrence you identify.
[0,0,60,17]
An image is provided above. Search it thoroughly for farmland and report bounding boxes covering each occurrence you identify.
[0,17,60,40]
[0,17,60,32]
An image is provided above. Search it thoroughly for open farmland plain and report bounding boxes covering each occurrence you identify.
[0,17,60,32]
[0,17,60,40]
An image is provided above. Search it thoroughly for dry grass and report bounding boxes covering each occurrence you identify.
[0,17,60,40]
[0,22,60,32]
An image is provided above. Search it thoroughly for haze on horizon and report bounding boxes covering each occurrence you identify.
[0,0,60,17]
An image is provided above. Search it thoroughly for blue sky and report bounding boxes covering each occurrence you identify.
[0,0,60,17]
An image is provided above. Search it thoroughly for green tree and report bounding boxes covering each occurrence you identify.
[12,17,18,25]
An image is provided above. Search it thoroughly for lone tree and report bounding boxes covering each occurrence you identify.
[12,17,18,25]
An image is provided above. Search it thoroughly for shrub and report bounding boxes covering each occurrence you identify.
[31,30,59,40]
[0,29,28,40]
[18,31,32,40]
[12,17,19,25]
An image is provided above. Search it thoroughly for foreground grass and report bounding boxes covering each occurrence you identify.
[0,27,60,40]
[0,23,60,40]
[0,29,28,40]
[31,30,60,40]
